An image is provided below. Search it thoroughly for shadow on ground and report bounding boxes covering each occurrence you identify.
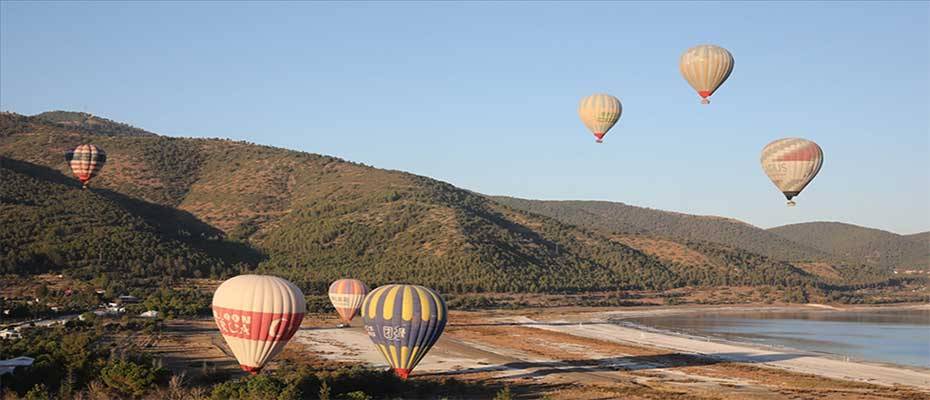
[421,352,806,379]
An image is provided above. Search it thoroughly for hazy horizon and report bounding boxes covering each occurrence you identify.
[2,2,928,234]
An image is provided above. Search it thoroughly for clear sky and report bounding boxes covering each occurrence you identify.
[2,1,928,234]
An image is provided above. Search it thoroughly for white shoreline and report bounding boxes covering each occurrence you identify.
[514,314,930,390]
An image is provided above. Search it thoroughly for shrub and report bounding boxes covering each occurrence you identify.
[100,359,160,397]
[344,391,373,400]
[209,375,300,400]
[493,385,512,400]
[24,384,50,400]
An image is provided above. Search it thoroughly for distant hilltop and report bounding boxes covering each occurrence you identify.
[9,110,156,137]
[493,197,930,271]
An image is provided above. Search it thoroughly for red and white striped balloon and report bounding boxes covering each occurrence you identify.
[760,137,824,206]
[212,275,306,374]
[65,144,106,188]
[328,279,369,325]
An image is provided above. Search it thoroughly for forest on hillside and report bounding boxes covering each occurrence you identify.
[0,112,919,301]
[769,222,930,270]
[492,197,838,263]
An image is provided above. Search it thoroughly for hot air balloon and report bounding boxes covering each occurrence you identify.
[760,138,823,206]
[212,275,306,374]
[328,279,369,327]
[362,284,446,379]
[65,144,106,188]
[578,93,622,143]
[680,44,734,104]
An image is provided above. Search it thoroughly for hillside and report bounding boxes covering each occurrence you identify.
[0,111,834,294]
[769,222,930,270]
[905,231,930,244]
[0,157,256,291]
[31,111,156,136]
[490,197,832,263]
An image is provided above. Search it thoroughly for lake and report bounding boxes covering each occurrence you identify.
[621,307,930,368]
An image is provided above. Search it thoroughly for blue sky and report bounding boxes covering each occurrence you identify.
[2,1,928,234]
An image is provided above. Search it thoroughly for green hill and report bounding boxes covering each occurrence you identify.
[490,197,832,262]
[0,157,257,292]
[0,112,685,293]
[1,111,894,295]
[769,222,930,270]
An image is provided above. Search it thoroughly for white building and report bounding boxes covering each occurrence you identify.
[0,330,21,340]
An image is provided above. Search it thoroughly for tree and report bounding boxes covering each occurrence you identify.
[36,284,49,299]
[318,380,331,400]
[493,385,513,400]
[99,359,159,397]
[24,384,50,400]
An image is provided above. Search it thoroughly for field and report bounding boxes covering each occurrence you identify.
[145,304,930,400]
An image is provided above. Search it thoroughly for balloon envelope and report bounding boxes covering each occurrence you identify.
[328,279,369,324]
[212,275,306,374]
[65,144,106,187]
[361,284,447,379]
[760,138,823,205]
[578,93,622,143]
[680,45,734,104]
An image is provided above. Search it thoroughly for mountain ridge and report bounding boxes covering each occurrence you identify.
[489,196,835,263]
[0,111,908,294]
[768,222,929,270]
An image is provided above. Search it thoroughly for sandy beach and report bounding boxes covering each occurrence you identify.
[285,305,930,399]
[512,315,930,390]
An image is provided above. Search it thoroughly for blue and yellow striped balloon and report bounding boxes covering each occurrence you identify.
[361,284,447,379]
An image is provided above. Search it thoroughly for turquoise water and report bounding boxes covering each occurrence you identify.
[623,308,930,368]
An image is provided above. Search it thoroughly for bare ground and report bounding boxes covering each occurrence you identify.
[151,306,930,399]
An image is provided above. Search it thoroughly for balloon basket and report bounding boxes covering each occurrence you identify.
[786,201,796,207]
[393,368,411,380]
[240,365,261,375]
[700,98,710,105]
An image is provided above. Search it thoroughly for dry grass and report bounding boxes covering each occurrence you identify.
[612,235,719,270]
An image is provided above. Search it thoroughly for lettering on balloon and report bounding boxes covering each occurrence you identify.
[382,326,407,340]
[765,162,789,173]
[596,112,616,122]
[268,318,287,338]
[329,294,363,308]
[764,162,790,179]
[212,306,303,341]
[214,310,252,336]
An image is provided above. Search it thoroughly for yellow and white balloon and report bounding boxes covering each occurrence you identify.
[578,93,622,143]
[680,44,734,104]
